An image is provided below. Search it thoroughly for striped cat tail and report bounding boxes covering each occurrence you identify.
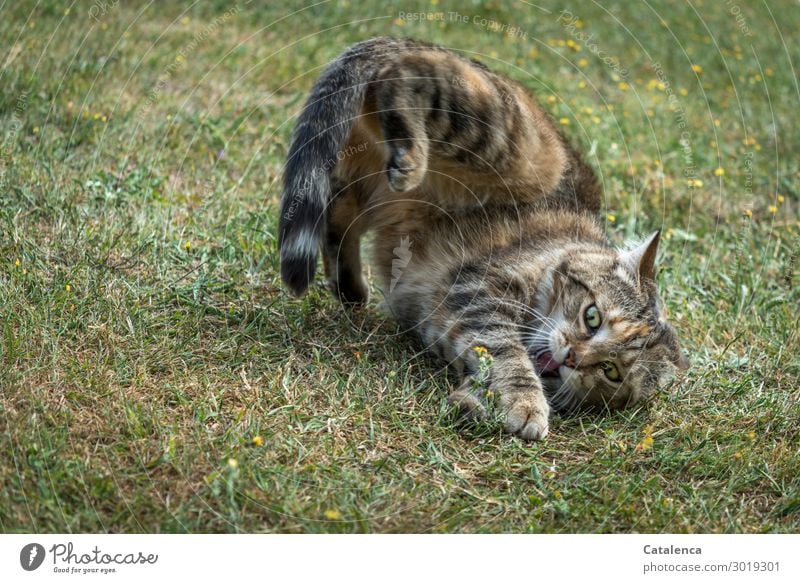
[279,38,402,297]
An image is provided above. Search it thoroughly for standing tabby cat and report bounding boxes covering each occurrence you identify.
[278,37,688,440]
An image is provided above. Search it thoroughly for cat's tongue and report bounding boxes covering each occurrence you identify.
[535,352,561,375]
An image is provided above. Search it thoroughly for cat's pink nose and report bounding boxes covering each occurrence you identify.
[564,348,577,368]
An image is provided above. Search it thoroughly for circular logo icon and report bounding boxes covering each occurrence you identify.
[20,543,46,571]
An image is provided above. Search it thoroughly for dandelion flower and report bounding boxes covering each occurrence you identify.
[714,167,725,176]
[747,431,756,440]
[577,58,588,68]
[324,509,342,520]
[559,117,570,125]
[733,451,743,460]
[65,283,71,292]
[618,82,630,91]
[473,346,489,356]
[743,209,753,218]
[691,64,703,73]
[768,205,777,213]
[252,435,263,447]
[184,241,191,250]
[777,195,785,203]
[606,214,616,223]
[14,258,21,267]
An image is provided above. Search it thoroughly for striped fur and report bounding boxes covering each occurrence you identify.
[278,37,686,440]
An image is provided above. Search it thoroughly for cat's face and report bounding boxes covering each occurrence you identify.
[525,232,688,413]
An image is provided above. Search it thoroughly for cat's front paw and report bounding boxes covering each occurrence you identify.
[386,147,426,192]
[501,391,550,441]
[447,384,487,420]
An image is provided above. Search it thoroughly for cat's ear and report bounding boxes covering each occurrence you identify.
[621,230,660,282]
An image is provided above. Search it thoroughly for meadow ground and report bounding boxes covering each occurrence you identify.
[1,0,798,533]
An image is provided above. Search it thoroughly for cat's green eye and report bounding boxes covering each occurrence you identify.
[584,304,602,330]
[601,362,621,382]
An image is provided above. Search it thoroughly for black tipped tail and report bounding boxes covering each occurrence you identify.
[278,37,406,297]
[280,250,317,297]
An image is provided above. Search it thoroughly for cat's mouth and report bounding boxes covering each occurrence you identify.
[534,351,561,378]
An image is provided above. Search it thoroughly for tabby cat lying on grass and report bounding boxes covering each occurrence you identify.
[278,37,688,440]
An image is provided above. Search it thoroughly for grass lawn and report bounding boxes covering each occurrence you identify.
[1,0,798,533]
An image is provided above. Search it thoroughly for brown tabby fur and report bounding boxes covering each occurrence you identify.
[278,37,687,440]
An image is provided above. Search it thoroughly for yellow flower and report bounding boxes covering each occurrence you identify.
[691,64,703,73]
[636,425,654,451]
[733,451,743,460]
[559,117,570,125]
[618,82,630,91]
[713,167,725,176]
[93,113,100,120]
[687,179,704,188]
[777,195,785,203]
[547,95,557,103]
[747,431,756,440]
[252,435,263,447]
[577,58,588,68]
[577,80,587,89]
[473,345,489,356]
[606,213,616,223]
[678,87,688,96]
[14,258,21,267]
[227,458,238,469]
[65,283,71,292]
[184,241,191,250]
[393,17,405,26]
[743,208,753,218]
[324,509,342,520]
[768,205,778,213]
[101,115,108,123]
[765,67,774,77]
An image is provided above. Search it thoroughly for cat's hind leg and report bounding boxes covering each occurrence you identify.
[323,178,370,304]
